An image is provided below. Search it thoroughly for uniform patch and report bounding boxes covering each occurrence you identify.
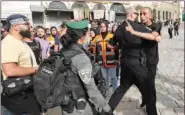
[78,68,92,84]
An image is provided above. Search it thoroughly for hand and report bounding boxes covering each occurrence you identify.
[125,20,135,34]
[107,44,114,49]
[99,109,114,115]
[155,36,161,42]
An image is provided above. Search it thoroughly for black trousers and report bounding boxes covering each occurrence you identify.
[2,89,41,115]
[108,57,157,115]
[168,28,173,38]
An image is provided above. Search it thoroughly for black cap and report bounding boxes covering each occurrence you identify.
[5,14,29,31]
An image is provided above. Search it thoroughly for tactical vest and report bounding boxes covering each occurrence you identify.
[90,33,117,68]
[34,48,86,112]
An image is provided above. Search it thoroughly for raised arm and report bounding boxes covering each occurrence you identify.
[125,20,161,42]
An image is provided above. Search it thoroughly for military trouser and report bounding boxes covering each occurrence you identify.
[45,102,96,115]
[108,56,157,115]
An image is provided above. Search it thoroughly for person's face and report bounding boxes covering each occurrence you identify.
[17,22,31,38]
[112,25,118,33]
[79,31,89,45]
[51,28,57,35]
[46,29,50,35]
[61,27,67,34]
[90,31,95,38]
[131,12,139,21]
[140,8,152,24]
[30,27,35,37]
[1,30,8,38]
[100,23,107,33]
[37,28,45,38]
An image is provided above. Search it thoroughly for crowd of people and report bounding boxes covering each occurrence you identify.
[0,5,181,115]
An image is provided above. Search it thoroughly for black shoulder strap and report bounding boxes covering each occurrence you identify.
[33,39,41,49]
[60,48,83,61]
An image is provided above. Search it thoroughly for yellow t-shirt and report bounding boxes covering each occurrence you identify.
[1,34,38,79]
[47,35,55,47]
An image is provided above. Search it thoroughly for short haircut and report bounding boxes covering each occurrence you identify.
[37,26,45,31]
[50,26,57,31]
[142,7,152,15]
[125,7,137,14]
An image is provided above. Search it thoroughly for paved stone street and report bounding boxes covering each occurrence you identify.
[114,24,184,115]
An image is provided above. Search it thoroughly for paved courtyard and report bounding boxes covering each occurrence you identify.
[114,24,184,115]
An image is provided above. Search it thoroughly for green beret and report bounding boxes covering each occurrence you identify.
[66,20,88,29]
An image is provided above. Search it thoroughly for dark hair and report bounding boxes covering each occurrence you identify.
[111,24,118,33]
[90,28,97,38]
[36,26,45,32]
[100,21,109,32]
[50,26,57,31]
[60,22,66,28]
[60,28,88,48]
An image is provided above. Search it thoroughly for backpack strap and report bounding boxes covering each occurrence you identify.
[60,48,83,61]
[33,39,41,49]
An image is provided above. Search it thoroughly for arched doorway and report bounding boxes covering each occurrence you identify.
[153,9,156,21]
[163,11,165,20]
[93,3,106,10]
[169,12,171,19]
[72,1,90,20]
[158,11,160,21]
[166,11,168,20]
[48,1,67,9]
[46,1,71,26]
[110,3,126,22]
[72,1,89,10]
[92,3,106,20]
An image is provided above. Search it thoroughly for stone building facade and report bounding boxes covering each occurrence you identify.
[1,1,181,27]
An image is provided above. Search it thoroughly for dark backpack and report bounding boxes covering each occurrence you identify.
[34,49,86,111]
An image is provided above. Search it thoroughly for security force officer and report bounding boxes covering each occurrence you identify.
[108,7,158,115]
[125,7,162,109]
[59,20,113,115]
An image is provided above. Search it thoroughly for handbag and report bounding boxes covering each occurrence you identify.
[2,76,33,97]
[2,43,34,97]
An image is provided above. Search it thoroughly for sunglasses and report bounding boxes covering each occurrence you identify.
[134,12,139,15]
[140,12,147,16]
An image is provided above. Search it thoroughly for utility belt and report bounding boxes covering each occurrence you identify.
[122,49,146,67]
[61,93,87,113]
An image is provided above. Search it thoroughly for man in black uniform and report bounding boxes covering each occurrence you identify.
[124,6,162,109]
[108,7,158,115]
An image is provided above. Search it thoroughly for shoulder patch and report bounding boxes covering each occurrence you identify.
[78,68,92,84]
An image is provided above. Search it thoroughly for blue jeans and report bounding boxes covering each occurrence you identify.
[101,67,118,92]
[1,106,13,115]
